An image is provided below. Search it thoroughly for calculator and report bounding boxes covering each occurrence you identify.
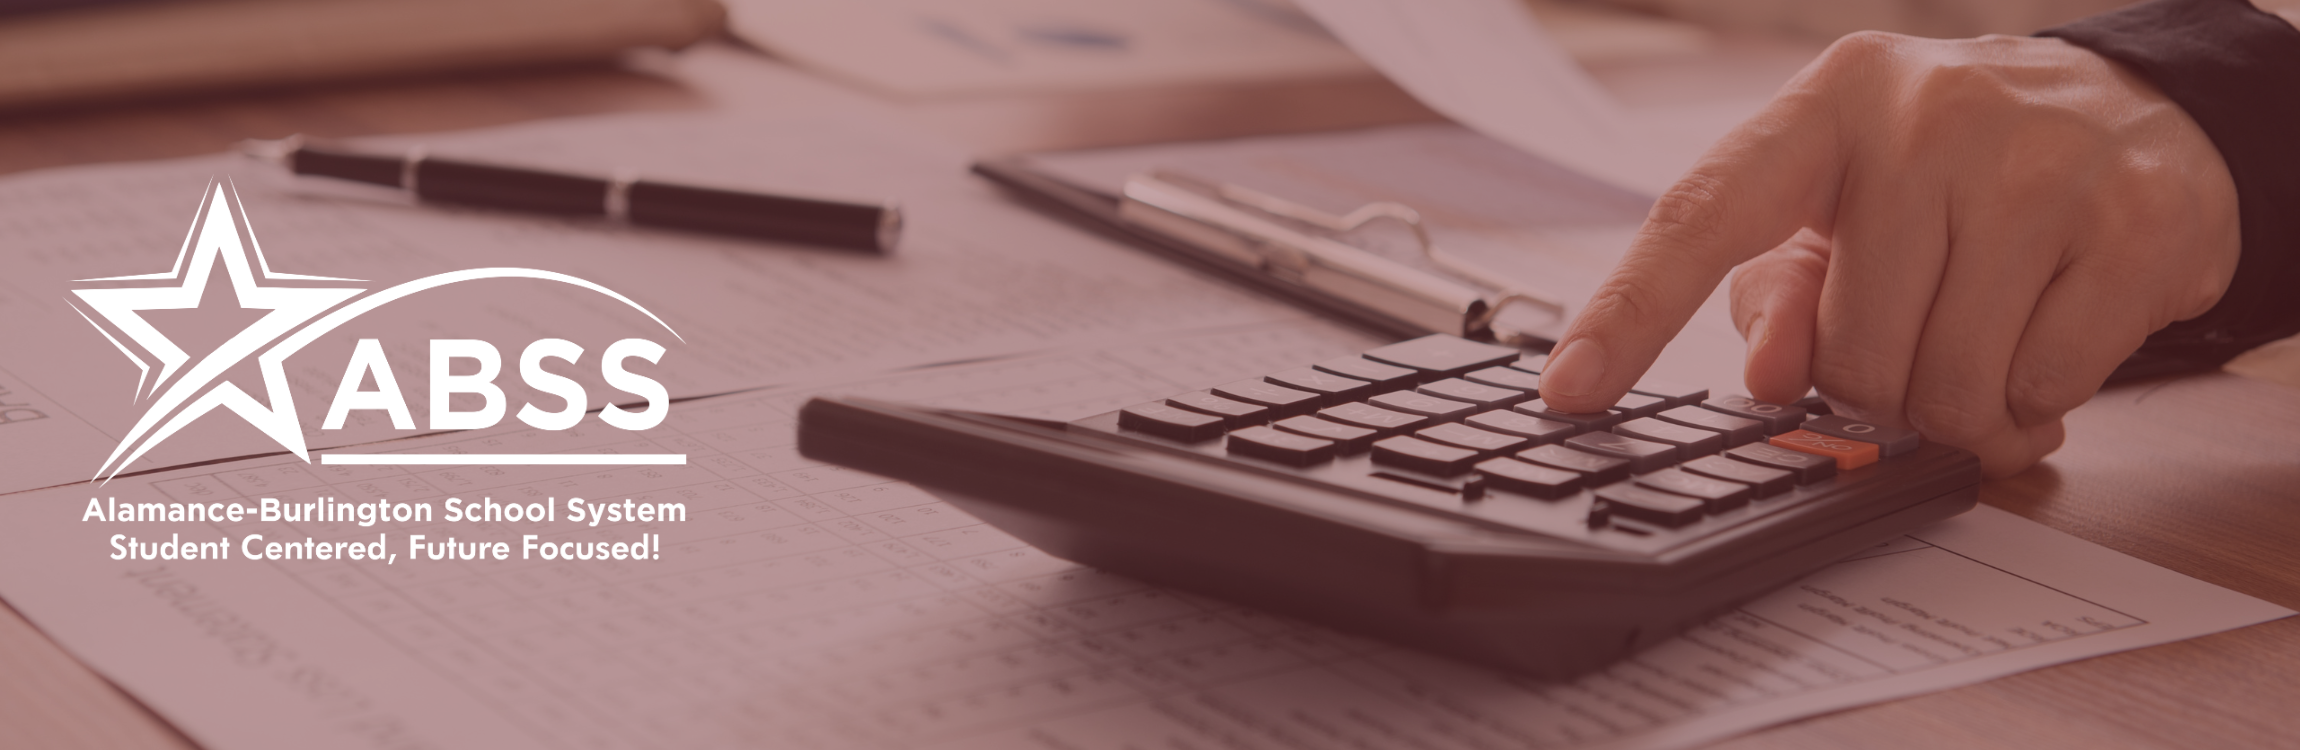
[796,334,1980,677]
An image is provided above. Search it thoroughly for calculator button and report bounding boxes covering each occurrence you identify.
[1634,468,1753,511]
[1593,484,1707,528]
[1516,399,1622,432]
[1167,391,1269,427]
[1415,423,1530,456]
[1273,415,1377,452]
[1212,379,1322,418]
[1264,367,1373,404]
[1317,402,1428,436]
[1118,402,1226,442]
[1362,334,1522,377]
[1516,444,1631,485]
[1474,457,1581,498]
[1612,418,1724,461]
[1462,366,1542,393]
[1464,410,1575,444]
[1227,426,1338,466]
[1680,455,1794,498]
[1701,396,1806,435]
[1724,443,1838,483]
[1370,471,1487,499]
[1312,356,1417,387]
[1629,378,1710,408]
[1372,435,1481,476]
[1654,405,1764,447]
[1608,392,1670,419]
[1369,391,1478,420]
[1416,378,1532,407]
[1768,429,1879,470]
[1799,415,1921,457]
[1565,432,1677,474]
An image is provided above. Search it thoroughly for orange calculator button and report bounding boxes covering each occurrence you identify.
[1768,429,1879,470]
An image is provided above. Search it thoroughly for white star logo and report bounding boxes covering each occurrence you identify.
[70,181,363,480]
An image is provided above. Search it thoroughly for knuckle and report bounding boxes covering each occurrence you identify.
[1995,124,2104,197]
[1645,172,1734,245]
[1900,63,2016,142]
[2006,360,2098,423]
[1582,273,1671,333]
[2061,245,2199,333]
[2084,164,2240,323]
[1821,30,1907,68]
[1808,348,1900,417]
[2063,249,2153,295]
[1791,32,1910,129]
[1905,393,2004,446]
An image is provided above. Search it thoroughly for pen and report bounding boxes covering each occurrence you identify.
[239,136,900,253]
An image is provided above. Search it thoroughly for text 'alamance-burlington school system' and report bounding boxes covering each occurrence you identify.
[86,495,686,563]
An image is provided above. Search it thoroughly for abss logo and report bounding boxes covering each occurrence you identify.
[66,180,684,482]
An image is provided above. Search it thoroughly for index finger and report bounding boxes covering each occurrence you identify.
[1538,87,1851,413]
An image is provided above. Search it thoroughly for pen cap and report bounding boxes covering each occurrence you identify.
[627,181,896,252]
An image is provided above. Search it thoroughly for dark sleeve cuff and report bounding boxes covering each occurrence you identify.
[2041,0,2300,379]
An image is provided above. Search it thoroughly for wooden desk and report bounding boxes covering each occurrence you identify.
[1,39,2293,750]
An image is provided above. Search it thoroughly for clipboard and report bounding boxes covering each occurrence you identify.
[974,157,1572,351]
[979,150,2208,385]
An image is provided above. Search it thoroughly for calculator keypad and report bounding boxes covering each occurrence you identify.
[1089,334,1927,541]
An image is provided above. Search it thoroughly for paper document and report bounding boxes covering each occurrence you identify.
[1,320,2284,750]
[724,0,1375,97]
[1294,0,1791,195]
[0,112,1304,491]
[1291,0,1650,191]
[721,0,1709,100]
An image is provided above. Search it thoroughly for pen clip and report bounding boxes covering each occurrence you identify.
[1118,171,1567,348]
[1207,179,1573,344]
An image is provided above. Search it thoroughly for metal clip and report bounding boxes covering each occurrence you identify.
[1117,171,1567,347]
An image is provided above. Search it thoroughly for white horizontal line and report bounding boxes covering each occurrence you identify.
[320,454,687,466]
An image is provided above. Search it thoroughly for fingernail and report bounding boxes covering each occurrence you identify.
[1745,314,1769,348]
[1541,338,1606,399]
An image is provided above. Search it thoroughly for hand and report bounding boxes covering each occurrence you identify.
[1536,31,2241,477]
